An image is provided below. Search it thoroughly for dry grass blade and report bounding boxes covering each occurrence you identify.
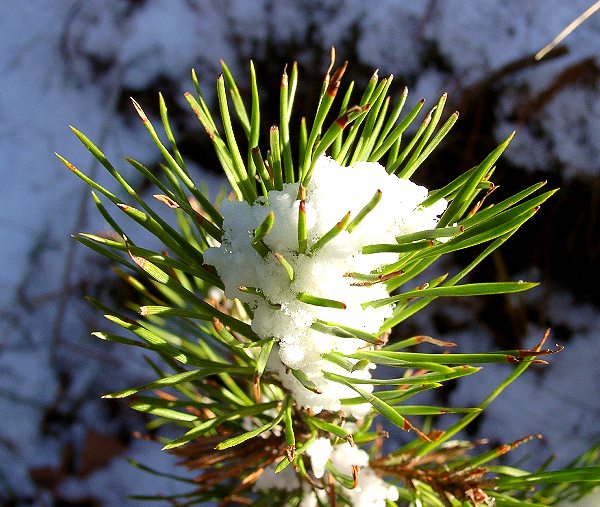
[536,0,600,60]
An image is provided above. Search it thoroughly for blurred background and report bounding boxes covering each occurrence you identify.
[1,0,599,504]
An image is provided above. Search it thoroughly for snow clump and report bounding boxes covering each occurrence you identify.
[204,155,446,417]
[305,438,399,507]
[254,438,399,507]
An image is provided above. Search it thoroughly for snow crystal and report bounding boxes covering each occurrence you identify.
[204,155,446,416]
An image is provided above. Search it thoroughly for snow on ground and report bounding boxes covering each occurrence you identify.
[0,1,192,503]
[426,0,600,178]
[1,0,599,504]
[447,295,600,469]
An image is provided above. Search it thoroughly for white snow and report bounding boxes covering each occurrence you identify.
[304,438,399,507]
[306,437,335,479]
[438,0,600,179]
[0,0,216,501]
[356,0,429,76]
[204,156,446,417]
[445,291,600,469]
[1,0,599,504]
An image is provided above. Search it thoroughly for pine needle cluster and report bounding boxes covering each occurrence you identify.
[58,50,599,506]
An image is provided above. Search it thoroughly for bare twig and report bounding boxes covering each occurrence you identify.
[535,0,600,60]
